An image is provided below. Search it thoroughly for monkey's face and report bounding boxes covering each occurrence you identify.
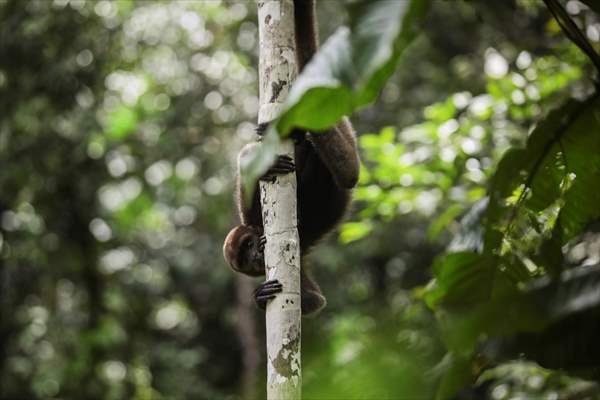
[223,225,264,276]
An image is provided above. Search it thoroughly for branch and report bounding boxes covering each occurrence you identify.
[257,1,302,399]
[543,0,600,74]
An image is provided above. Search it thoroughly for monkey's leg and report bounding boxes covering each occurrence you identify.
[301,269,327,316]
[254,279,283,310]
[309,117,360,189]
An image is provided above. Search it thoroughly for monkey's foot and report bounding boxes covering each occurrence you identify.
[254,279,283,310]
[301,290,327,317]
[260,155,295,181]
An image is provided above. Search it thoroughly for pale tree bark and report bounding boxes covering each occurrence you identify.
[257,1,302,399]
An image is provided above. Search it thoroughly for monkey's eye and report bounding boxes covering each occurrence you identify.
[246,240,254,248]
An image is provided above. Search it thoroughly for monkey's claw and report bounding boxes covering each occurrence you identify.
[254,279,283,310]
[260,155,295,181]
[255,123,269,136]
[258,235,267,253]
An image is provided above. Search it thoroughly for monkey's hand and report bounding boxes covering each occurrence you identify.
[258,235,266,253]
[254,279,283,310]
[259,155,295,182]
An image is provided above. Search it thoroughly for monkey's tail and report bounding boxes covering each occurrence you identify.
[294,0,319,72]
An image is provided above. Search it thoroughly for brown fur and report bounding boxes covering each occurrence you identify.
[223,0,360,315]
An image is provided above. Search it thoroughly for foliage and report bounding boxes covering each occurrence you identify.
[2,0,600,399]
[241,0,431,199]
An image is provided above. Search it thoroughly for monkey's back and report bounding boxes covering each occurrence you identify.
[295,140,351,252]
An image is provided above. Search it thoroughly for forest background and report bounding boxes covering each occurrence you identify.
[1,0,600,399]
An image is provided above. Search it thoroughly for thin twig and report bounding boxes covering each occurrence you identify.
[543,0,600,74]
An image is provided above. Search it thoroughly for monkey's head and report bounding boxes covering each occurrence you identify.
[223,225,264,276]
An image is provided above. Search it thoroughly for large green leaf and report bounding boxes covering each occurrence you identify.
[425,252,545,352]
[433,353,473,400]
[486,93,600,254]
[244,0,431,196]
[240,127,279,204]
[527,263,600,320]
[277,0,431,134]
[489,264,600,370]
[424,252,494,309]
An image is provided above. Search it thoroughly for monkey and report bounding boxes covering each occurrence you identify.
[222,0,360,316]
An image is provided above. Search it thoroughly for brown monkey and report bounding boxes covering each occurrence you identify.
[223,0,360,316]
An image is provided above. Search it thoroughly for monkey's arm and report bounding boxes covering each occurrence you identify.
[236,143,263,226]
[224,144,265,276]
[308,117,360,189]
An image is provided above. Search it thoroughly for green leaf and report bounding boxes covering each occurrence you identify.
[276,0,431,134]
[433,276,545,356]
[433,353,473,400]
[106,105,138,140]
[240,127,279,205]
[339,221,373,243]
[486,94,600,255]
[491,265,600,369]
[446,199,489,253]
[425,252,493,308]
[527,264,600,321]
[428,204,464,241]
[554,97,600,242]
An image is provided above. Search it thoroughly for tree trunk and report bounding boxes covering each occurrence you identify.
[257,1,302,399]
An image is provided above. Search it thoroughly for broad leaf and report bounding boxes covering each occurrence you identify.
[277,0,431,134]
[243,0,431,197]
[488,265,600,370]
[240,127,279,204]
[424,252,493,309]
[526,263,600,320]
[486,94,600,260]
[433,353,473,400]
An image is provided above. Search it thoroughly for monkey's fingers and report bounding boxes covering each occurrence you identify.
[259,174,275,182]
[274,155,295,171]
[254,279,282,296]
[277,154,293,163]
[258,235,267,252]
[254,279,282,295]
[255,123,269,136]
[259,155,295,181]
[253,280,282,294]
[255,295,275,310]
[256,294,277,302]
[257,287,282,296]
[261,167,293,178]
[269,167,294,174]
[254,279,283,310]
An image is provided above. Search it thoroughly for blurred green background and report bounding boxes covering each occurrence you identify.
[1,0,600,399]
